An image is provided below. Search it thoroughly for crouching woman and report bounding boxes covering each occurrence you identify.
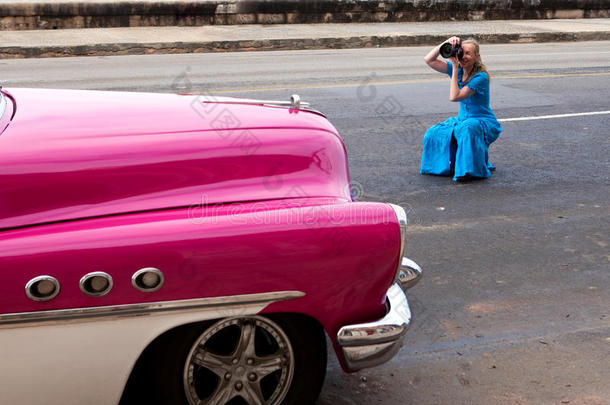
[420,37,502,181]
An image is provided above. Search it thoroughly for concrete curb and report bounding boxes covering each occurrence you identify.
[1,0,609,30]
[2,30,609,58]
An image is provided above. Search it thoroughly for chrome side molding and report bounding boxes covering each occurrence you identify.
[1,291,305,328]
[388,204,423,290]
[388,204,407,284]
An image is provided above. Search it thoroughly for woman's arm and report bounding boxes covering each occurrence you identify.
[448,56,475,102]
[424,36,459,73]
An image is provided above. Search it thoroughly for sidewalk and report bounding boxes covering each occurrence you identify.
[1,18,609,58]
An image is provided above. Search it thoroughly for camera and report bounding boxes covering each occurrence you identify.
[440,42,463,60]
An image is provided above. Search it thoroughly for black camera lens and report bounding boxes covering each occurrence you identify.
[439,42,454,58]
[440,42,463,60]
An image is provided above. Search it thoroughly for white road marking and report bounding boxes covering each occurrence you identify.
[487,51,610,57]
[499,110,610,122]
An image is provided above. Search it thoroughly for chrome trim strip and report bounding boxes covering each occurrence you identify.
[337,283,411,370]
[198,95,310,109]
[131,267,164,293]
[25,275,61,302]
[195,94,326,117]
[0,291,305,328]
[0,92,6,118]
[388,204,407,284]
[79,271,113,297]
[398,257,423,290]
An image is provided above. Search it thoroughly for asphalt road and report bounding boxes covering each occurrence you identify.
[2,42,609,405]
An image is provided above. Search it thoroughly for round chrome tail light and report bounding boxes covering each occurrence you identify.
[25,276,61,302]
[132,267,164,292]
[80,272,113,297]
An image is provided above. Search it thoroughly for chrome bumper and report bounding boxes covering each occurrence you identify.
[398,257,423,290]
[337,283,413,371]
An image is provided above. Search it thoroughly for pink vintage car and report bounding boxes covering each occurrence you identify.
[0,88,422,405]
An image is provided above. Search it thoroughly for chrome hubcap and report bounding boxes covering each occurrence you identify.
[184,316,294,405]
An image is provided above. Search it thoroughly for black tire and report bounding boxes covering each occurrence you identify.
[120,314,327,405]
[268,314,327,405]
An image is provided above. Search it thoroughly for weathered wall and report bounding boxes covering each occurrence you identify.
[1,0,609,30]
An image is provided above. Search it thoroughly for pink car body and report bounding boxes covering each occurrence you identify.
[0,88,421,405]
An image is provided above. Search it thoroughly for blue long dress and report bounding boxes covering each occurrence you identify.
[420,61,502,181]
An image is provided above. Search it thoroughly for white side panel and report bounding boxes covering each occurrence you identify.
[0,303,268,405]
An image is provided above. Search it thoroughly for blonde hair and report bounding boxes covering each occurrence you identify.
[462,38,490,85]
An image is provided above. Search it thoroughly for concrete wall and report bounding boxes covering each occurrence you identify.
[1,0,609,30]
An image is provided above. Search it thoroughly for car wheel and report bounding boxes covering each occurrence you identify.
[133,314,327,405]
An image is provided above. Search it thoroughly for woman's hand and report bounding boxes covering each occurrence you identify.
[424,35,461,74]
[450,54,460,69]
[446,36,461,47]
[446,37,462,67]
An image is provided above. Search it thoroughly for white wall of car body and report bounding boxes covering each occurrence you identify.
[0,301,274,405]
